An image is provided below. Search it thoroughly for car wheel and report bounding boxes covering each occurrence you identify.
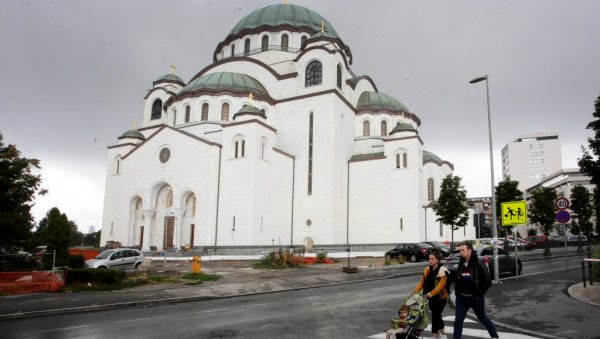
[135,262,142,269]
[410,254,417,262]
[98,266,107,269]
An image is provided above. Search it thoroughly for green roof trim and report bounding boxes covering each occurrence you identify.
[180,72,269,97]
[229,4,340,39]
[357,91,410,113]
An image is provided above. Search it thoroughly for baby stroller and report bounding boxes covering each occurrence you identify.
[388,293,429,339]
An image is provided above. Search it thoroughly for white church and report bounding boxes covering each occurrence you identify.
[101,3,476,252]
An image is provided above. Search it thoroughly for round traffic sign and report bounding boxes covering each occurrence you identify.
[556,210,571,224]
[555,197,569,210]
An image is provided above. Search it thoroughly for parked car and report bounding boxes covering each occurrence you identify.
[525,235,547,247]
[385,243,433,262]
[85,248,144,269]
[422,241,451,257]
[443,247,522,280]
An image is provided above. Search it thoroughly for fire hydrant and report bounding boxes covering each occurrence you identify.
[192,255,202,273]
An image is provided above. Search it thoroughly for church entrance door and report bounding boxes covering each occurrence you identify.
[164,217,175,249]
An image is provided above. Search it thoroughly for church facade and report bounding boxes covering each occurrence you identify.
[101,3,475,251]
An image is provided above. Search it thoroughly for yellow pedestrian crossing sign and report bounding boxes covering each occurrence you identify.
[501,201,527,226]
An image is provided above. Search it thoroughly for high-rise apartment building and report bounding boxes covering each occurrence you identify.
[501,132,562,193]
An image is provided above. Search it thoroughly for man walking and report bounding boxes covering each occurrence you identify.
[453,241,499,339]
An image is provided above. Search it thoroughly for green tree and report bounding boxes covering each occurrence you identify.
[83,230,101,247]
[433,174,469,248]
[0,133,47,252]
[40,207,72,268]
[578,93,600,235]
[529,187,558,256]
[570,185,594,238]
[495,178,524,238]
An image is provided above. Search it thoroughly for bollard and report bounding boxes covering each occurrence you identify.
[192,255,202,273]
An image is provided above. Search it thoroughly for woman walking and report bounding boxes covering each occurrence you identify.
[413,251,450,338]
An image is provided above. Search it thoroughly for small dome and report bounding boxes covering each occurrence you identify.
[119,129,145,140]
[154,73,185,86]
[233,105,266,120]
[423,150,442,164]
[357,91,410,113]
[229,4,340,40]
[390,122,417,135]
[181,72,269,97]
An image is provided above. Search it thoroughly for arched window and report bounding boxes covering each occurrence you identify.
[172,109,177,125]
[305,61,322,87]
[301,36,307,47]
[114,155,122,175]
[233,135,245,158]
[281,34,289,52]
[403,153,408,168]
[261,35,268,52]
[221,103,229,121]
[381,121,388,136]
[428,178,435,201]
[260,137,268,160]
[185,106,190,123]
[337,64,342,89]
[230,44,235,57]
[151,99,162,120]
[362,120,370,137]
[395,154,401,169]
[201,103,209,121]
[395,150,408,169]
[244,39,250,56]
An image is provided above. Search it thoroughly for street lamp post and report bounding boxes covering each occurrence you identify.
[469,75,500,284]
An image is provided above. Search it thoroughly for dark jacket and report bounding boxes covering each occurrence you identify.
[455,251,491,298]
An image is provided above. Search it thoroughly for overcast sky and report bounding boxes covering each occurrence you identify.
[2,0,599,232]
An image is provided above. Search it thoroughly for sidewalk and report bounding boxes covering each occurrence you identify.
[0,248,596,321]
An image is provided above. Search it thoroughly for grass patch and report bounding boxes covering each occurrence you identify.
[181,272,221,285]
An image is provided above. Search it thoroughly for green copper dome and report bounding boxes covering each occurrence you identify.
[357,91,410,113]
[229,4,340,39]
[423,150,442,164]
[154,73,185,86]
[181,72,269,97]
[119,129,145,140]
[390,121,417,135]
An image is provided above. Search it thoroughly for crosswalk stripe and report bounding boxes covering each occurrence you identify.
[369,315,541,338]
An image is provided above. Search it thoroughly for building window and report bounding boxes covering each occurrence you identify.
[281,34,288,52]
[185,106,190,123]
[381,121,387,136]
[151,99,162,120]
[230,44,235,57]
[403,153,408,167]
[301,36,307,47]
[244,39,250,56]
[308,113,314,195]
[305,61,322,87]
[172,109,177,125]
[363,120,370,137]
[395,154,401,169]
[261,35,268,52]
[428,178,434,201]
[221,103,229,121]
[201,103,209,121]
[336,64,342,89]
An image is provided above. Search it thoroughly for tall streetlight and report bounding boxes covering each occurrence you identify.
[469,75,500,284]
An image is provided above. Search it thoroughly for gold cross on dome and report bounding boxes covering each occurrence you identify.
[132,120,137,129]
[170,64,175,74]
[249,92,254,106]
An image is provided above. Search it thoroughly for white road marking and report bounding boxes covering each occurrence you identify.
[195,307,229,314]
[20,324,92,336]
[115,316,163,323]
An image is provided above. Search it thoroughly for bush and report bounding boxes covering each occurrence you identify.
[67,254,85,268]
[253,251,304,269]
[66,268,126,285]
[316,251,328,262]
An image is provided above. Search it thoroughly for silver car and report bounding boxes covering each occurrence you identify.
[85,248,144,269]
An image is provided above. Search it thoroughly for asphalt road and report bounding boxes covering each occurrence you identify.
[3,255,595,339]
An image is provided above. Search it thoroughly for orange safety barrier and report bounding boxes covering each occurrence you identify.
[68,247,100,260]
[0,271,65,295]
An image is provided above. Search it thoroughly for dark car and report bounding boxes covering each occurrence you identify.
[443,247,522,279]
[422,241,451,257]
[385,242,433,262]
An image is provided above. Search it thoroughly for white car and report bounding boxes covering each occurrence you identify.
[85,248,144,269]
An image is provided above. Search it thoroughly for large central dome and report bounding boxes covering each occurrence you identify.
[229,4,340,39]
